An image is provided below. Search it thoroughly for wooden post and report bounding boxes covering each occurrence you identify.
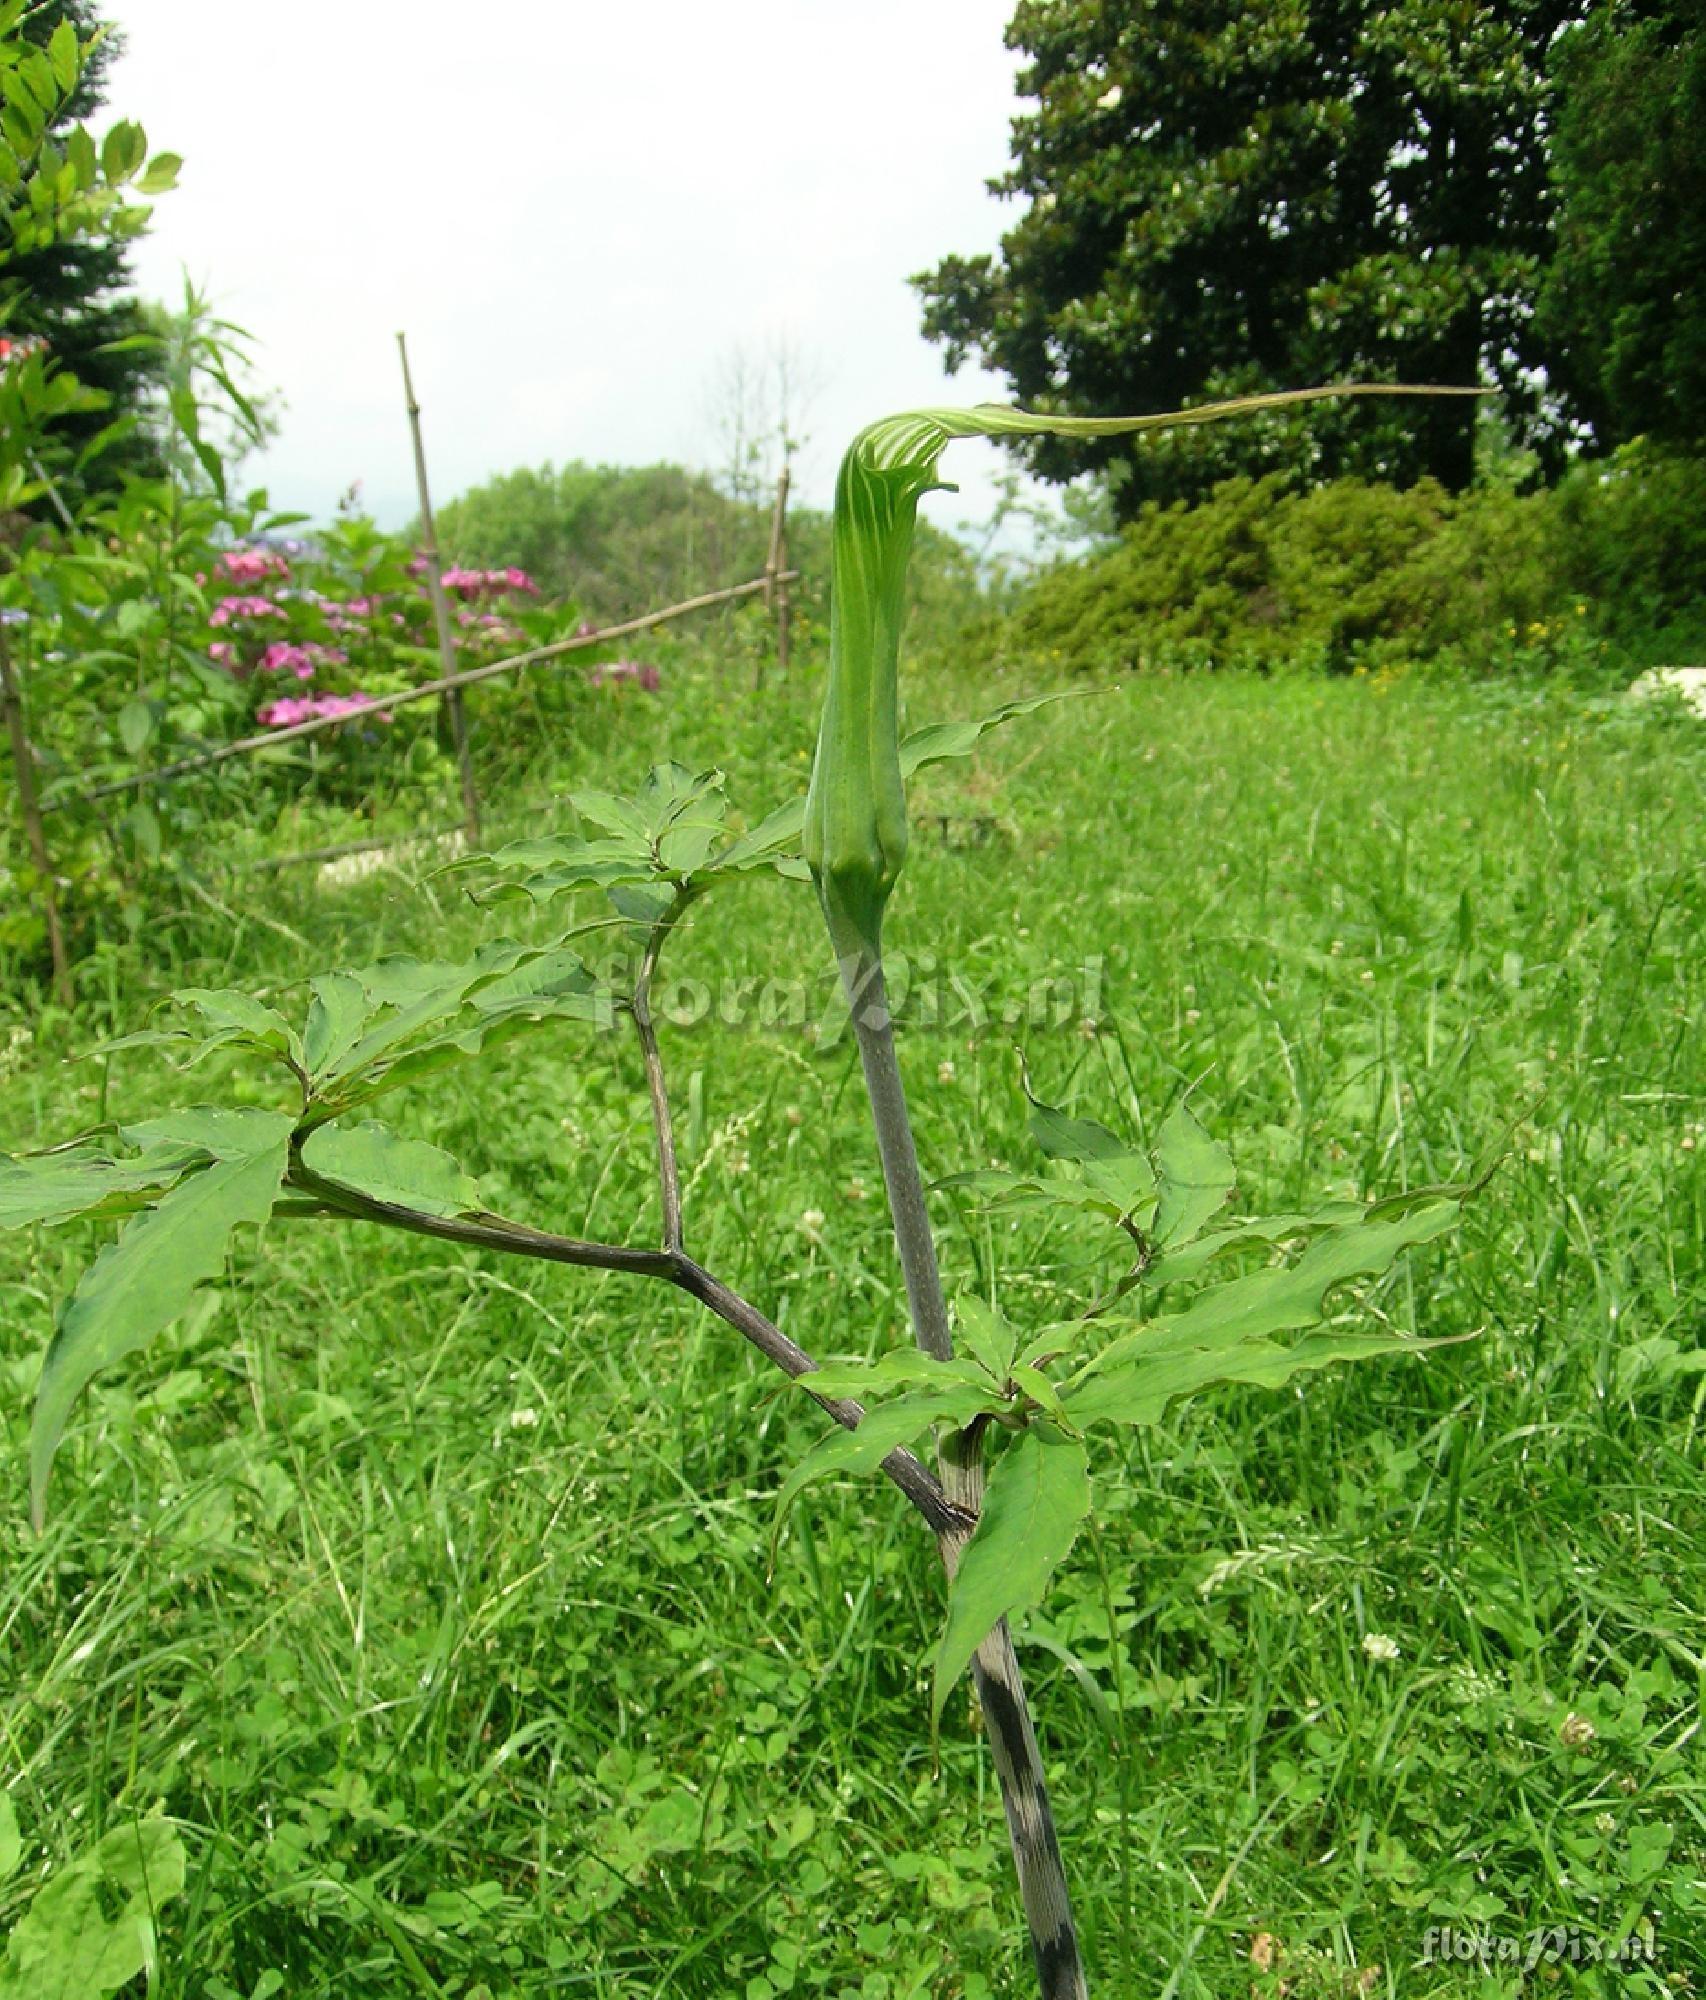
[397,332,481,845]
[0,626,71,1006]
[759,465,791,690]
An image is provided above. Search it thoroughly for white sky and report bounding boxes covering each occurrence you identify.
[108,1,1035,543]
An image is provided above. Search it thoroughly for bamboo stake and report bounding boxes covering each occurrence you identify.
[0,626,71,1005]
[759,464,791,691]
[397,332,481,845]
[43,570,797,814]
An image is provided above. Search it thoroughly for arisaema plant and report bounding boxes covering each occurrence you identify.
[2,387,1479,1999]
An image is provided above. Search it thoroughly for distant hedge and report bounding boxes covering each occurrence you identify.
[1007,444,1706,675]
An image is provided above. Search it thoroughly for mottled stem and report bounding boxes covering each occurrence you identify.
[826,918,1090,2000]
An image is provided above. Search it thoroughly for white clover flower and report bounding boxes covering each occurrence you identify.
[509,1407,540,1430]
[1361,1631,1400,1663]
[798,1209,826,1245]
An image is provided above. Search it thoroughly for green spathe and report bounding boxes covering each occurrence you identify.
[802,390,1426,951]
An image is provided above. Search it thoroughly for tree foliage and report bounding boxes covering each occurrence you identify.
[433,458,984,652]
[1537,0,1706,453]
[4,0,164,495]
[914,0,1575,510]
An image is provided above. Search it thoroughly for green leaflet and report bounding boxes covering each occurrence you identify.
[118,1106,294,1161]
[0,1817,186,2000]
[1151,1102,1236,1246]
[710,798,810,877]
[300,939,605,1117]
[932,1427,1091,1729]
[943,1071,1158,1228]
[301,971,368,1077]
[770,1381,1007,1565]
[470,834,659,903]
[111,939,610,1132]
[1064,1198,1464,1429]
[322,997,609,1123]
[169,988,302,1067]
[97,987,302,1077]
[324,940,540,1082]
[0,1138,206,1230]
[954,1296,1019,1383]
[1140,1204,1364,1289]
[1024,1097,1127,1165]
[793,1349,993,1401]
[30,1121,290,1529]
[299,1122,482,1219]
[469,764,732,904]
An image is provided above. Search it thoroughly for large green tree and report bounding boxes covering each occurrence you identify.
[1537,0,1705,453]
[915,0,1577,510]
[4,0,162,493]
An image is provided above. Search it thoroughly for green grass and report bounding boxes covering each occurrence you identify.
[2,651,1703,1998]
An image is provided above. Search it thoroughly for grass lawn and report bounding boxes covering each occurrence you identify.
[2,655,1703,1998]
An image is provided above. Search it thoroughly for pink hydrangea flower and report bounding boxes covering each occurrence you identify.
[259,641,349,679]
[220,548,290,584]
[209,595,286,628]
[257,692,392,728]
[440,565,539,600]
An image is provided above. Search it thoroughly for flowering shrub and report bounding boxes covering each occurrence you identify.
[441,565,539,600]
[257,640,347,680]
[217,549,289,584]
[254,692,393,728]
[187,524,544,734]
[206,594,284,628]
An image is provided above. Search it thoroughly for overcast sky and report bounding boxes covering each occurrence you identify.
[107,1,1035,543]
